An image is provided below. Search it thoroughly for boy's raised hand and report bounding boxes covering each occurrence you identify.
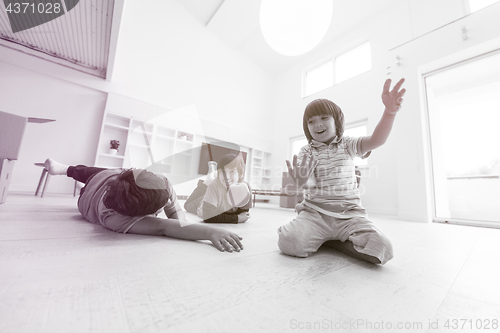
[286,155,316,188]
[382,78,406,115]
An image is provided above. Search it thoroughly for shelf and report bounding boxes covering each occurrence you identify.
[253,150,263,158]
[99,153,125,159]
[97,155,125,168]
[104,123,129,131]
[105,113,130,128]
[175,140,193,154]
[127,146,152,169]
[177,131,194,142]
[131,119,154,133]
[128,143,150,149]
[157,126,176,138]
[249,149,272,189]
[176,140,193,147]
[97,111,201,173]
[129,131,153,146]
[155,134,176,140]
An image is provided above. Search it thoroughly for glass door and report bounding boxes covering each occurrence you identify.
[424,50,500,226]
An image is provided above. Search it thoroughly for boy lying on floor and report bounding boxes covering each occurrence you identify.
[43,158,243,253]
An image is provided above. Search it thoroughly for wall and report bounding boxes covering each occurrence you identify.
[0,62,106,194]
[0,0,274,195]
[389,2,500,222]
[270,1,500,222]
[107,0,275,152]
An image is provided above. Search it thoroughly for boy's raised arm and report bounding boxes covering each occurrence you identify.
[360,78,406,155]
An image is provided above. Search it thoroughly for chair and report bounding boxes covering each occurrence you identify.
[34,163,77,197]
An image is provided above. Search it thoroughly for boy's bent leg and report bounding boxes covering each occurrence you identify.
[323,240,382,264]
[277,204,331,258]
[333,216,394,265]
[67,165,108,184]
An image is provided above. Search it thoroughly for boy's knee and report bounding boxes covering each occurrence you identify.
[348,229,394,265]
[375,231,393,253]
[368,232,394,265]
[277,227,311,258]
[383,238,394,263]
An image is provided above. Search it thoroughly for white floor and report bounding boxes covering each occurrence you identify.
[1,192,499,333]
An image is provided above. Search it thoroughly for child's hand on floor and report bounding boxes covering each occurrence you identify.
[237,212,250,223]
[286,155,316,188]
[208,229,244,252]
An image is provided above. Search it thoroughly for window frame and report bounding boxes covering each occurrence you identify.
[302,41,372,98]
[467,0,500,13]
[422,48,500,227]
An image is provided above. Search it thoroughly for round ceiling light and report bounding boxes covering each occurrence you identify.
[260,0,333,56]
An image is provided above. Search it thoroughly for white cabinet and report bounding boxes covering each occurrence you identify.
[250,149,272,190]
[95,112,196,182]
[95,94,272,191]
[94,113,129,168]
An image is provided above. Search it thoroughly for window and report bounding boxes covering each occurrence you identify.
[344,123,368,166]
[304,61,334,97]
[302,42,371,97]
[290,136,308,161]
[335,42,371,84]
[468,0,500,13]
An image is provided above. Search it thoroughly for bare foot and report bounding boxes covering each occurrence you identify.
[44,158,69,175]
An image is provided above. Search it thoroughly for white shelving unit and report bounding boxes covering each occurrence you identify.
[94,113,130,168]
[95,112,196,183]
[95,94,272,193]
[250,149,272,190]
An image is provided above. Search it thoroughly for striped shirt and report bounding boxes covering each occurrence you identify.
[298,136,370,219]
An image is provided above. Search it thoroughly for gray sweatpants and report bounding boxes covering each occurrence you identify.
[277,203,394,265]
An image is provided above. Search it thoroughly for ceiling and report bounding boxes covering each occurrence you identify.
[180,0,400,75]
[0,0,400,78]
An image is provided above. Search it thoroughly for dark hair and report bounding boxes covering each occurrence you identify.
[217,153,246,182]
[303,99,344,142]
[103,169,169,216]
